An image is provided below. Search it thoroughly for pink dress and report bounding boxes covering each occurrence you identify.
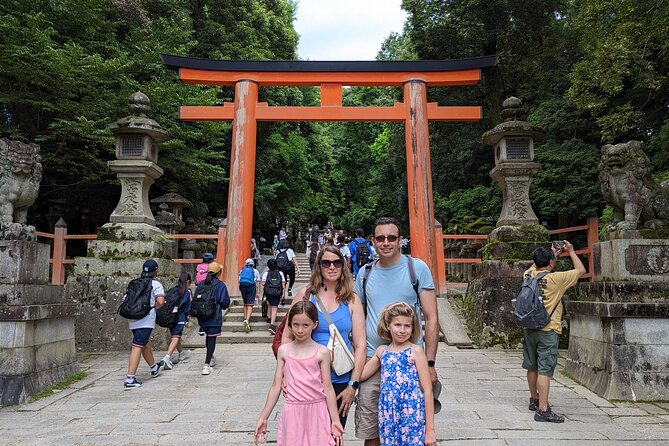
[277,344,335,446]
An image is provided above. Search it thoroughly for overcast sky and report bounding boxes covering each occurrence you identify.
[294,0,407,61]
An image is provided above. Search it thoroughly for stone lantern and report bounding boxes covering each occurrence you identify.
[482,97,545,227]
[107,91,169,230]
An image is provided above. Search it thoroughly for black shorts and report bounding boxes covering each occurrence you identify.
[266,294,281,307]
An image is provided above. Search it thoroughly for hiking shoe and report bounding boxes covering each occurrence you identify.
[243,319,251,333]
[534,408,565,423]
[151,360,164,378]
[268,324,277,335]
[124,378,142,390]
[180,349,192,362]
[202,365,213,375]
[163,356,174,370]
[529,398,551,412]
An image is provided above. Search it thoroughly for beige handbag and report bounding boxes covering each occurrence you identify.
[314,295,355,376]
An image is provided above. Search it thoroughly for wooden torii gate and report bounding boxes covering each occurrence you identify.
[162,54,498,295]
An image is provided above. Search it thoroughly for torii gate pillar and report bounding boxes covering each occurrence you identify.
[223,80,258,295]
[404,81,438,278]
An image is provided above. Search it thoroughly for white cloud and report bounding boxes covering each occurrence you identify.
[294,0,407,60]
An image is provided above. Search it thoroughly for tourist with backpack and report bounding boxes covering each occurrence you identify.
[348,228,373,278]
[353,217,439,446]
[261,258,286,335]
[159,271,193,370]
[335,234,351,267]
[520,242,585,423]
[275,239,300,298]
[120,259,166,390]
[308,241,319,271]
[239,258,260,333]
[192,262,231,375]
[195,252,214,285]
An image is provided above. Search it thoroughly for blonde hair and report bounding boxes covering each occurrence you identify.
[310,245,354,304]
[377,302,420,343]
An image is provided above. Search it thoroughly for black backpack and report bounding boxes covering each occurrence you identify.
[355,240,371,267]
[191,282,217,320]
[513,272,561,329]
[276,249,291,272]
[156,286,182,328]
[264,269,283,298]
[118,278,153,320]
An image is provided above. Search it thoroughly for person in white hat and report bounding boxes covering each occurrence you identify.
[239,258,260,333]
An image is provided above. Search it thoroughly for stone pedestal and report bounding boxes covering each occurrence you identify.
[566,239,669,401]
[490,163,541,226]
[0,241,78,405]
[108,160,163,226]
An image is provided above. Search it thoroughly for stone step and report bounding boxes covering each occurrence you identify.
[224,312,287,323]
[222,321,281,332]
[218,331,275,343]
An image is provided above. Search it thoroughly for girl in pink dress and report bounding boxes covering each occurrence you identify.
[254,301,344,446]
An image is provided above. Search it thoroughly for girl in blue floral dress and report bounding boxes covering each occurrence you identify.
[361,302,436,445]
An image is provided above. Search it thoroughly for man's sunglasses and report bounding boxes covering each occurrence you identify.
[320,259,344,269]
[374,235,399,243]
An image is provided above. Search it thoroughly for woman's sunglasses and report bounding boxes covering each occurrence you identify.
[374,235,399,243]
[319,259,344,269]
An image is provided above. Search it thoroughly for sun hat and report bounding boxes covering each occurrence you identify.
[207,262,222,274]
[245,258,255,267]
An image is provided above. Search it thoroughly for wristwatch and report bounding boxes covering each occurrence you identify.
[427,360,435,367]
[348,380,360,390]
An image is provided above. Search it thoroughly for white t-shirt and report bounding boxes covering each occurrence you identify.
[337,244,351,260]
[128,279,165,330]
[261,270,286,282]
[276,248,295,261]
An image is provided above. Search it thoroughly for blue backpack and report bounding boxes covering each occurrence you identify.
[239,266,256,286]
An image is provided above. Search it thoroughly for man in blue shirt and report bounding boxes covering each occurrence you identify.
[349,227,374,278]
[353,217,439,446]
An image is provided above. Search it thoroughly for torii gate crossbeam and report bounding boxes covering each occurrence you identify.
[162,54,498,295]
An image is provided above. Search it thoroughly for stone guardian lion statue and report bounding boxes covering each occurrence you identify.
[599,140,669,231]
[0,139,42,231]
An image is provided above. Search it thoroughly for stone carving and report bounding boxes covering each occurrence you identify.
[599,140,669,231]
[0,139,42,240]
[647,246,669,274]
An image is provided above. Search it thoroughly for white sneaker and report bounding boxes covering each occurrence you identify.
[179,349,192,362]
[202,365,212,375]
[243,319,251,333]
[163,355,174,370]
[209,356,216,367]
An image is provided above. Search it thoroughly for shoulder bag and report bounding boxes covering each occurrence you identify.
[313,294,355,376]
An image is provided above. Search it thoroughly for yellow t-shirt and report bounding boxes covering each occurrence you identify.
[523,267,581,334]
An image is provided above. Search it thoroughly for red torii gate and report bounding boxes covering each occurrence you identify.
[162,54,498,295]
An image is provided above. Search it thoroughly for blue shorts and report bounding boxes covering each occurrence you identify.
[267,294,281,307]
[170,323,185,338]
[240,284,256,305]
[203,326,221,337]
[131,328,152,348]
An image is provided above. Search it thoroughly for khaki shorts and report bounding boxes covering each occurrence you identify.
[355,368,380,440]
[522,329,559,377]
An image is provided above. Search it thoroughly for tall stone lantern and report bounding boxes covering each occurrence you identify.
[483,97,545,227]
[107,91,169,232]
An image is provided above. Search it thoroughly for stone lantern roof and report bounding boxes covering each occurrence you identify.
[482,97,545,147]
[150,192,193,208]
[108,91,170,143]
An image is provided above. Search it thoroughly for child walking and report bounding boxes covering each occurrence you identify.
[254,301,343,446]
[161,271,193,369]
[238,258,260,333]
[361,302,437,446]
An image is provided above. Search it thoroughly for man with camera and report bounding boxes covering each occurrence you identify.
[522,240,586,423]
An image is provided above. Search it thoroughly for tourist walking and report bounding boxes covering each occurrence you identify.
[522,241,585,423]
[361,302,436,446]
[192,262,230,375]
[121,259,166,390]
[239,258,260,333]
[254,301,344,446]
[275,239,300,298]
[161,271,193,369]
[349,228,373,278]
[261,258,286,334]
[282,246,366,427]
[354,217,439,446]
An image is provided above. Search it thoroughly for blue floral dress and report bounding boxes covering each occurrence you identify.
[378,345,425,445]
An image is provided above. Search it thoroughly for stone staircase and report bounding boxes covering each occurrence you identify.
[218,252,311,343]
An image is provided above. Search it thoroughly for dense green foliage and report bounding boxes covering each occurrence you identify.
[1,0,667,239]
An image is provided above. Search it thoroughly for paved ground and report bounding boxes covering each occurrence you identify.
[2,344,669,445]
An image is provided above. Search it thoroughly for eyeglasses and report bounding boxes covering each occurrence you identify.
[319,259,344,269]
[374,235,399,243]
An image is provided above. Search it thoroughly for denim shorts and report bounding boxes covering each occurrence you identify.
[522,329,559,377]
[131,328,152,348]
[170,323,185,338]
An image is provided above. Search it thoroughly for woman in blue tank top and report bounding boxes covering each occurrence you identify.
[281,245,366,428]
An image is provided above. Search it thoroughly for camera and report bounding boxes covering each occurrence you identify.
[552,240,566,252]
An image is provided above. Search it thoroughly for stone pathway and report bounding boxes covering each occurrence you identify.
[2,344,669,445]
